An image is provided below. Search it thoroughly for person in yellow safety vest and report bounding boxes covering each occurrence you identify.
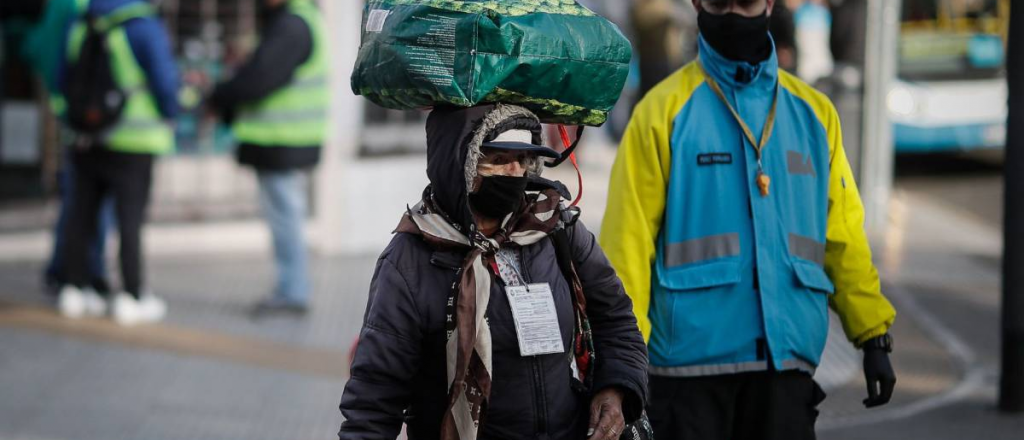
[207,0,328,318]
[599,0,897,439]
[57,0,178,326]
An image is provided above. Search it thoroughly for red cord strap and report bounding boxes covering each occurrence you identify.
[557,125,584,207]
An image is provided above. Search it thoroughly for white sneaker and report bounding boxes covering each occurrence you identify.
[58,286,107,318]
[58,285,85,318]
[82,289,108,316]
[111,292,167,326]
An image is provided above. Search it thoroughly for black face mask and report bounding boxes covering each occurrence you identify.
[698,9,772,65]
[469,175,528,220]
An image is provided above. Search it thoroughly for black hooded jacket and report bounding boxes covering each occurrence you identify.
[338,105,649,440]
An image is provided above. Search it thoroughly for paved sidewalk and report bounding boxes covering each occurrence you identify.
[0,253,374,440]
[1,164,1022,439]
[820,188,1024,438]
[0,145,621,440]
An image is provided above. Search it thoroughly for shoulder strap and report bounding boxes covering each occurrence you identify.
[551,227,575,289]
[549,207,580,298]
[549,213,596,389]
[544,125,585,168]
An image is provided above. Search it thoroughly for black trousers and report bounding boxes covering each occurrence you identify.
[648,371,826,440]
[62,148,154,298]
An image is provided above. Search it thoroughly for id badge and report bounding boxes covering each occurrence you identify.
[504,283,565,356]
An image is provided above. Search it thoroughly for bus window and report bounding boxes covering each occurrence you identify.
[898,0,1006,81]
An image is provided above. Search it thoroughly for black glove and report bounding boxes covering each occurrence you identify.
[862,334,896,408]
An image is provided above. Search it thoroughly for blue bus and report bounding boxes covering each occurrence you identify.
[890,0,1009,153]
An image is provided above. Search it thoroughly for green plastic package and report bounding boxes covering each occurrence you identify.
[351,0,632,126]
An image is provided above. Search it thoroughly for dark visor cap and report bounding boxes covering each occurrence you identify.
[481,129,561,158]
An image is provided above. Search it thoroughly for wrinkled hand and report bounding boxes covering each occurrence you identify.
[863,343,896,408]
[588,387,625,439]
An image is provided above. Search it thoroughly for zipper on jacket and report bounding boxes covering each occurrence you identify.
[532,358,548,433]
[737,84,772,366]
[519,246,549,435]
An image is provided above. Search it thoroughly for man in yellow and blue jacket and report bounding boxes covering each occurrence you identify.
[600,1,897,438]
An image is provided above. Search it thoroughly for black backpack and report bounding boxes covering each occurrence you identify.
[63,3,153,137]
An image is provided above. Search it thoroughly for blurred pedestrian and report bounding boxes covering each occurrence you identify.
[58,0,178,325]
[18,0,117,296]
[45,150,117,296]
[829,0,868,67]
[207,0,329,318]
[600,0,898,439]
[338,104,649,440]
[13,0,71,93]
[630,0,698,99]
[770,0,798,70]
[794,0,834,84]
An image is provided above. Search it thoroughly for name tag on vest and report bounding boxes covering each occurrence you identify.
[697,153,733,166]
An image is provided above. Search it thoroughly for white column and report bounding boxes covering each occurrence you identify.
[311,1,433,256]
[859,0,901,234]
[310,0,365,255]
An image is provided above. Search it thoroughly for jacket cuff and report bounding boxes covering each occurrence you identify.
[854,324,891,348]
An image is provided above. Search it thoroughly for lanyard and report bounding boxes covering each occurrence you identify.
[698,62,779,197]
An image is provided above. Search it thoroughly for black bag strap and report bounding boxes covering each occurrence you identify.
[550,206,581,285]
[544,125,585,168]
[551,227,574,288]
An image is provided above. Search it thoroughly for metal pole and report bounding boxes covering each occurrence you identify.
[1000,0,1024,414]
[858,0,900,233]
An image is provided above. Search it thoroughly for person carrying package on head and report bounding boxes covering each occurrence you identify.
[56,0,179,325]
[337,104,649,440]
[599,0,898,439]
[206,0,329,318]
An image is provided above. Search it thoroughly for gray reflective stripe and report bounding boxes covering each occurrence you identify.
[650,358,816,377]
[787,150,817,177]
[650,361,768,377]
[782,358,817,375]
[237,108,328,124]
[789,233,825,266]
[664,233,740,267]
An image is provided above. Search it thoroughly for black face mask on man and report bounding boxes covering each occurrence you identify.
[469,175,529,220]
[697,8,772,65]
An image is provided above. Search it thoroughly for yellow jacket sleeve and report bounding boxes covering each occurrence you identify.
[822,103,897,347]
[599,78,682,342]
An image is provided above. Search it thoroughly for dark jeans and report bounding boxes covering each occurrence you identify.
[46,149,115,290]
[648,370,826,440]
[62,148,154,298]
